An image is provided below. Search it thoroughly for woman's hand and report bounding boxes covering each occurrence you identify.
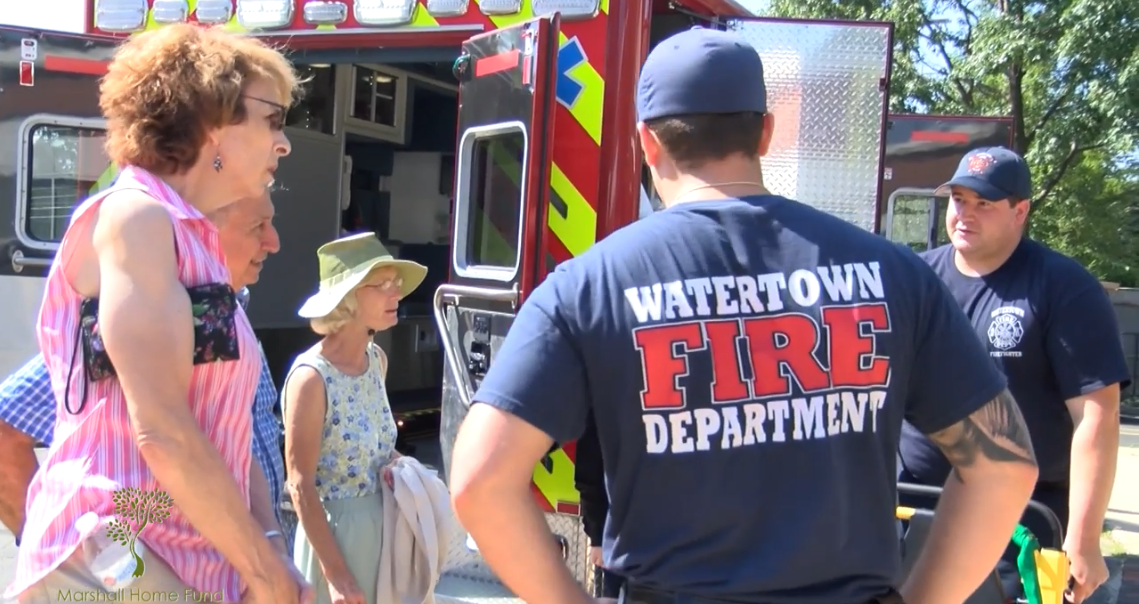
[382,454,402,489]
[380,458,398,485]
[281,551,315,604]
[328,572,366,604]
[264,534,311,603]
[241,553,307,604]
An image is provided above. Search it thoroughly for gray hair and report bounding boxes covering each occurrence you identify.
[207,190,271,226]
[309,291,359,335]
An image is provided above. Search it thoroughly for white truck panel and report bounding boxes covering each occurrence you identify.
[0,1,89,34]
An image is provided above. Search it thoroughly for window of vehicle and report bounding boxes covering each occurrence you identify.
[933,196,951,247]
[20,119,112,248]
[452,122,527,281]
[286,64,337,135]
[346,64,408,143]
[884,189,950,253]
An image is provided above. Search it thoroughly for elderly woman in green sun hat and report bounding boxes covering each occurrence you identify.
[282,232,427,604]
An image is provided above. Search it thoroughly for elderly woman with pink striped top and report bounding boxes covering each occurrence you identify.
[6,25,309,604]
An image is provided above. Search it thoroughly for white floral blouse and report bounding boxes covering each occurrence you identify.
[283,342,398,501]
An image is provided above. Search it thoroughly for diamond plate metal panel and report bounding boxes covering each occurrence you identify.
[436,510,593,602]
[435,303,594,602]
[728,19,892,232]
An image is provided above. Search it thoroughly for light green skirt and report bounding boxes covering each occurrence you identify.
[293,491,384,604]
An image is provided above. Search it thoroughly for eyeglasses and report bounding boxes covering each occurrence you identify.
[243,94,288,113]
[366,277,403,293]
[243,94,288,125]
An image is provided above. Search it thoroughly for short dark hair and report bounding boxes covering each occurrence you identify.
[645,112,765,168]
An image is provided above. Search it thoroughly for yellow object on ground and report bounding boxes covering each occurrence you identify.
[1034,548,1070,604]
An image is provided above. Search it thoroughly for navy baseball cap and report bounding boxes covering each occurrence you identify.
[938,147,1032,201]
[636,28,767,122]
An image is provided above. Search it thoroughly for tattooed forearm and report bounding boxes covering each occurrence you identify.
[927,389,1037,480]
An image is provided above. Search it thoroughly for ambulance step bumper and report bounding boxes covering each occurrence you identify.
[435,573,519,604]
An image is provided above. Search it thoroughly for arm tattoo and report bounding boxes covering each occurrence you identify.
[928,389,1037,481]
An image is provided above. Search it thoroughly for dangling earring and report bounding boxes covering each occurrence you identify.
[213,154,223,172]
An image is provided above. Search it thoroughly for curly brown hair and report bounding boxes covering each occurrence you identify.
[99,24,301,176]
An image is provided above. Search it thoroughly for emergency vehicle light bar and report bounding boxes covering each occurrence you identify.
[424,0,469,17]
[353,0,417,25]
[196,0,235,24]
[94,0,598,33]
[237,0,294,29]
[531,0,600,18]
[303,1,348,24]
[475,0,523,15]
[151,0,189,23]
[94,0,148,32]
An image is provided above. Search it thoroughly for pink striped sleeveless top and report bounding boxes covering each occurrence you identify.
[6,166,259,601]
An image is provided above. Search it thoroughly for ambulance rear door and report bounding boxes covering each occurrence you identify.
[433,14,575,598]
[436,13,561,478]
[725,17,895,233]
[0,27,118,378]
[445,15,559,303]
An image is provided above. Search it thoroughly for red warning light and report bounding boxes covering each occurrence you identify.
[19,61,34,87]
[910,130,969,144]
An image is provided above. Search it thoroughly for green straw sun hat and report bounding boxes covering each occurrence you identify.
[296,232,428,319]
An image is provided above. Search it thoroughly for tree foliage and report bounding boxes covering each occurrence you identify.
[762,0,1139,284]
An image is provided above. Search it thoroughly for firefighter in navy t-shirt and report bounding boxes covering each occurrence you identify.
[448,28,1039,604]
[898,147,1131,604]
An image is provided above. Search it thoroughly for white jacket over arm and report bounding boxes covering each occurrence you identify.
[377,456,460,604]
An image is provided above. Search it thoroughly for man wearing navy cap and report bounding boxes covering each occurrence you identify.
[899,147,1130,604]
[448,29,1039,604]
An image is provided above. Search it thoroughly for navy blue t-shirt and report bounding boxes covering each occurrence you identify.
[900,239,1131,486]
[473,196,1007,604]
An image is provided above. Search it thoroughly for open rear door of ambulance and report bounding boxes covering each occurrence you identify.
[727,17,894,234]
[433,14,570,603]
